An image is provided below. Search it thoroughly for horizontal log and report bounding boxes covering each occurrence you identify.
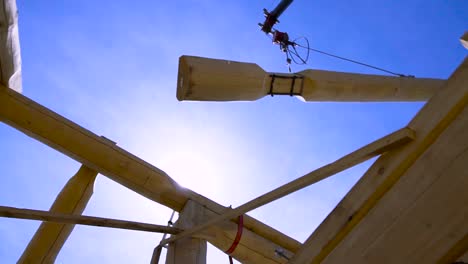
[176,55,445,102]
[0,206,182,234]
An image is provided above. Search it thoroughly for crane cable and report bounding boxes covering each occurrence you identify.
[285,36,414,78]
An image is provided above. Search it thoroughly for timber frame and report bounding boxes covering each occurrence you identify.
[2,53,467,262]
[0,1,467,262]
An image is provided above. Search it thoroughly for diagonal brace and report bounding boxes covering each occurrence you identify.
[160,127,415,246]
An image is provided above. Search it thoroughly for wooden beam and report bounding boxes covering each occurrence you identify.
[161,127,415,246]
[320,94,468,263]
[0,0,22,93]
[177,55,445,102]
[19,165,97,264]
[0,206,182,234]
[461,31,468,50]
[0,85,301,263]
[289,56,468,264]
[0,84,188,210]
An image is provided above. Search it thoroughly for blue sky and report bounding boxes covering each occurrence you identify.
[1,0,466,263]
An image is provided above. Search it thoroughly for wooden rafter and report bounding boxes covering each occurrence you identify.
[289,56,468,264]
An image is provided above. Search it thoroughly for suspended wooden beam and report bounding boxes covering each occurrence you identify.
[160,127,415,246]
[19,165,97,264]
[289,56,468,264]
[0,85,301,263]
[176,56,445,102]
[0,206,182,234]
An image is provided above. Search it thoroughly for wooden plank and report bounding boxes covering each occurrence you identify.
[161,127,415,246]
[322,94,468,263]
[0,85,301,262]
[289,56,468,264]
[0,206,182,234]
[177,55,445,102]
[19,165,97,263]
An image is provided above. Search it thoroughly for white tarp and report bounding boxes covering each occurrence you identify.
[0,0,21,93]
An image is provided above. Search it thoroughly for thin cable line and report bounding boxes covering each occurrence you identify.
[294,43,414,78]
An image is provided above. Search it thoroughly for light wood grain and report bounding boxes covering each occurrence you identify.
[290,56,468,264]
[177,55,445,102]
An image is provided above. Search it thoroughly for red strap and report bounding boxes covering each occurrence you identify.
[225,215,244,255]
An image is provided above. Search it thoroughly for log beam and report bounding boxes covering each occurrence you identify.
[176,56,445,102]
[18,165,97,263]
[0,206,182,234]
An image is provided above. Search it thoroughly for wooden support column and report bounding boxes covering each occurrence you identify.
[18,165,97,264]
[166,200,207,264]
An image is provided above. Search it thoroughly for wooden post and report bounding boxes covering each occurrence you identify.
[165,200,207,264]
[18,165,97,263]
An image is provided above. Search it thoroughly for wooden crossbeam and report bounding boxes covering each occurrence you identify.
[160,127,415,246]
[177,55,445,102]
[0,206,182,234]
